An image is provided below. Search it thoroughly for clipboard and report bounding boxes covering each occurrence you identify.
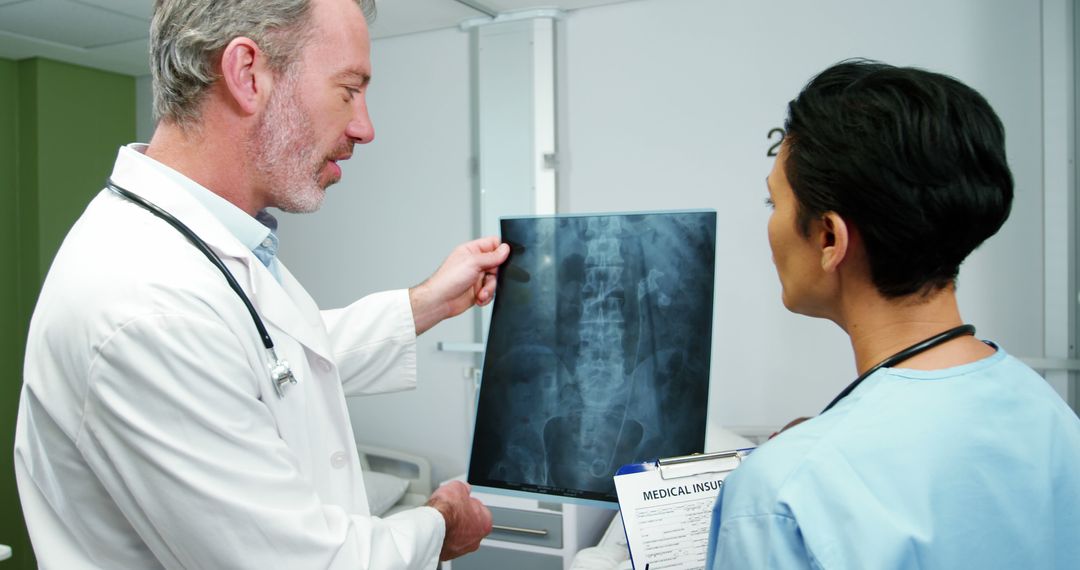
[613,448,754,570]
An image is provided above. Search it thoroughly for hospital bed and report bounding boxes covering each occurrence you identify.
[356,443,434,517]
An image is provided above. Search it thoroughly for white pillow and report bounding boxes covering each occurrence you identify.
[568,545,628,570]
[363,470,410,516]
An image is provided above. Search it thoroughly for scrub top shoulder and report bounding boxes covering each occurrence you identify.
[706,346,1080,570]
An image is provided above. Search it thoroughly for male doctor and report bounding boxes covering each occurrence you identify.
[14,0,503,567]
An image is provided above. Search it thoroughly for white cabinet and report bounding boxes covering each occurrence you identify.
[444,489,616,570]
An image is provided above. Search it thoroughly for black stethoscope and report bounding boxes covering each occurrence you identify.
[106,179,297,398]
[820,323,976,413]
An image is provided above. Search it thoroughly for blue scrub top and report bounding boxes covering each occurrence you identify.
[706,347,1080,569]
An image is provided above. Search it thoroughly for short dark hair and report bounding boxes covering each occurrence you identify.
[783,59,1014,298]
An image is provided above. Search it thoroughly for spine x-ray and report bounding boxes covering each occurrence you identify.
[469,210,716,503]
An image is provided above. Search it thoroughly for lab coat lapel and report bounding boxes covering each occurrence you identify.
[244,260,335,363]
[109,151,250,262]
[108,147,334,363]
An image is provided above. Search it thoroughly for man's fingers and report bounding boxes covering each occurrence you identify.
[476,273,498,305]
[469,235,502,252]
[429,481,493,561]
[477,243,510,269]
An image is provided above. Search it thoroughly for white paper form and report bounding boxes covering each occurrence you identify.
[613,449,752,570]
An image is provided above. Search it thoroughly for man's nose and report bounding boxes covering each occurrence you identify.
[347,100,374,144]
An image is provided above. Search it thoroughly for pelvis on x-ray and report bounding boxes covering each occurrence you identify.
[468,211,716,503]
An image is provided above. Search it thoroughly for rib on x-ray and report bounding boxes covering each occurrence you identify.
[468,210,716,503]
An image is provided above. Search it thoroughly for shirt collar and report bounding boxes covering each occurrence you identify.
[124,143,276,254]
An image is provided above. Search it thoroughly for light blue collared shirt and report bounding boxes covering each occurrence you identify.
[126,144,283,282]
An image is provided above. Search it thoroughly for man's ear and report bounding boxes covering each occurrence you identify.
[219,37,270,115]
[819,211,850,273]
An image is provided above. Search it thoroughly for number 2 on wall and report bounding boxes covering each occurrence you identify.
[767,128,786,157]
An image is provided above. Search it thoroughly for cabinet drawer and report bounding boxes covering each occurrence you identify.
[450,546,563,570]
[487,506,563,548]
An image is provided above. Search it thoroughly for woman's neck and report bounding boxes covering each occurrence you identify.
[838,286,993,375]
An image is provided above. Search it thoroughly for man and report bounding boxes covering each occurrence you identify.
[14,0,502,567]
[707,60,1080,568]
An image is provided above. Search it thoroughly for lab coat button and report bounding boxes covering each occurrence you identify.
[330,451,348,469]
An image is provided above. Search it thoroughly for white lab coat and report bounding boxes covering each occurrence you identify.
[14,146,445,569]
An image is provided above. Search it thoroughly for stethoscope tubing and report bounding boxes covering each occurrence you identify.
[106,179,297,397]
[105,179,275,351]
[821,323,977,414]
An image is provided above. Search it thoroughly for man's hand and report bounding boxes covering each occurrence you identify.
[426,480,493,561]
[410,237,510,335]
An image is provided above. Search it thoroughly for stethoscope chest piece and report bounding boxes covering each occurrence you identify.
[269,349,297,398]
[270,360,297,398]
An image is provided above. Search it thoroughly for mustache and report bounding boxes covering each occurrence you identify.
[327,141,355,162]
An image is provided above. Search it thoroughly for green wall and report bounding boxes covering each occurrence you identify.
[1,56,135,570]
[0,56,28,570]
[0,55,23,570]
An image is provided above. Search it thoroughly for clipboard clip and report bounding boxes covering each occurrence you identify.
[657,449,748,480]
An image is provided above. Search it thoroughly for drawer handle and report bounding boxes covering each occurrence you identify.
[491,524,549,537]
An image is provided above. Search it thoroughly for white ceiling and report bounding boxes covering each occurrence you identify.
[0,0,631,76]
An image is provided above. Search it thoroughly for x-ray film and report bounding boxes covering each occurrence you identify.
[468,210,716,504]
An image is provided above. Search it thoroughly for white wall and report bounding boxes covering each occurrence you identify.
[274,0,1050,479]
[1076,0,1080,413]
[558,0,1045,433]
[135,74,154,143]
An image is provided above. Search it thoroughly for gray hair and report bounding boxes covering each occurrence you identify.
[150,0,376,127]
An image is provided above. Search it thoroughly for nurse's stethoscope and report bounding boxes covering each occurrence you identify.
[106,179,298,398]
[820,323,976,413]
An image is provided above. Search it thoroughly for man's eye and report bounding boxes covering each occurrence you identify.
[764,197,775,209]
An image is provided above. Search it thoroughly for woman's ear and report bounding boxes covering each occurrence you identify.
[819,211,850,272]
[219,36,269,115]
